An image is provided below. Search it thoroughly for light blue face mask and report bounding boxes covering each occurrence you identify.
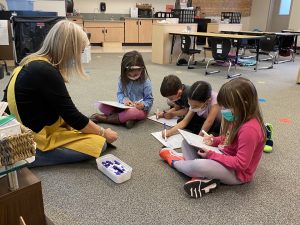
[221,109,235,122]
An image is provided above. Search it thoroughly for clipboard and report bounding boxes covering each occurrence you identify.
[178,129,222,153]
[97,101,134,109]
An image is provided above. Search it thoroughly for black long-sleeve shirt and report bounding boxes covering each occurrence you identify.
[2,60,89,133]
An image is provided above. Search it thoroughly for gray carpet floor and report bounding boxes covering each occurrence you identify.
[1,52,299,225]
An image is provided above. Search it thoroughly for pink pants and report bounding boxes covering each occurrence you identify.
[99,104,148,123]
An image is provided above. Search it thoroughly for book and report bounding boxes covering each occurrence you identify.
[151,131,183,149]
[148,115,178,127]
[97,101,134,109]
[178,129,222,153]
[0,114,16,126]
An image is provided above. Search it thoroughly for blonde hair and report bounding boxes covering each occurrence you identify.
[20,20,89,82]
[217,77,266,145]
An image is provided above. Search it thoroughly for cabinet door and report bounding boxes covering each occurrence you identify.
[138,20,153,43]
[125,20,139,43]
[85,27,105,44]
[104,28,124,42]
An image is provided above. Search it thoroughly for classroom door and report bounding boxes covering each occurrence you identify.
[267,0,292,32]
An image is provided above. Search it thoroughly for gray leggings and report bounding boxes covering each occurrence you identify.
[173,140,242,185]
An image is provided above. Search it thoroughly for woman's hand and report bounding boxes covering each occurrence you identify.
[135,102,144,110]
[203,135,214,146]
[197,148,209,158]
[103,128,118,143]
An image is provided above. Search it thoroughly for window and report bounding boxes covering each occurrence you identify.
[279,0,292,15]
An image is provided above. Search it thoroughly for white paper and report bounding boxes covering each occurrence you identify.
[148,115,178,127]
[216,44,222,49]
[217,49,223,54]
[0,102,8,116]
[178,129,221,153]
[97,101,134,109]
[0,20,9,45]
[151,131,183,149]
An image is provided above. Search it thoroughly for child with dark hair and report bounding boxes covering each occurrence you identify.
[156,75,190,119]
[90,51,153,128]
[160,78,266,198]
[163,80,221,137]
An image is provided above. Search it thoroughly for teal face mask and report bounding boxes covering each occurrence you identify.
[221,109,234,122]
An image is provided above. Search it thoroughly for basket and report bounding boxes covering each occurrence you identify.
[0,124,36,166]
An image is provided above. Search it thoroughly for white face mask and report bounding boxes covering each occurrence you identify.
[189,106,206,113]
[128,75,140,81]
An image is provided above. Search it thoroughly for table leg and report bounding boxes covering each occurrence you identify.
[294,35,298,55]
[6,169,19,191]
[255,39,260,71]
[170,34,176,64]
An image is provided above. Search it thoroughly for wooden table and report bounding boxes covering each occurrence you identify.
[0,168,53,225]
[222,30,300,54]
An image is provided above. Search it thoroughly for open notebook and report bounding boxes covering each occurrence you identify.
[148,115,178,127]
[97,101,134,109]
[178,129,222,153]
[151,131,183,149]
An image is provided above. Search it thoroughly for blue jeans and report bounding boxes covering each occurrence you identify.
[29,143,107,167]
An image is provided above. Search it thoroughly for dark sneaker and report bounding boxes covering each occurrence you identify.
[264,123,274,153]
[184,179,220,198]
[125,120,136,129]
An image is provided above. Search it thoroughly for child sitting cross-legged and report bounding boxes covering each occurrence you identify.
[159,78,266,198]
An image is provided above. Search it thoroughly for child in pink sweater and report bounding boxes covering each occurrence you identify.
[160,77,266,198]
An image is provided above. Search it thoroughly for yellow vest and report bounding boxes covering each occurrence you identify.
[7,57,105,157]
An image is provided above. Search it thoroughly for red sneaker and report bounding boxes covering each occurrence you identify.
[159,148,184,167]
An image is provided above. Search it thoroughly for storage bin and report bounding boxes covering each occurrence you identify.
[96,154,132,183]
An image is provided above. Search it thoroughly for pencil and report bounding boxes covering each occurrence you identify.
[201,130,209,136]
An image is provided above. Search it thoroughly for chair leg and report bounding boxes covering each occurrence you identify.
[187,55,194,69]
[176,52,183,65]
[255,54,274,70]
[275,49,294,64]
[291,50,295,62]
[227,60,241,79]
[205,59,220,75]
[227,60,232,76]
